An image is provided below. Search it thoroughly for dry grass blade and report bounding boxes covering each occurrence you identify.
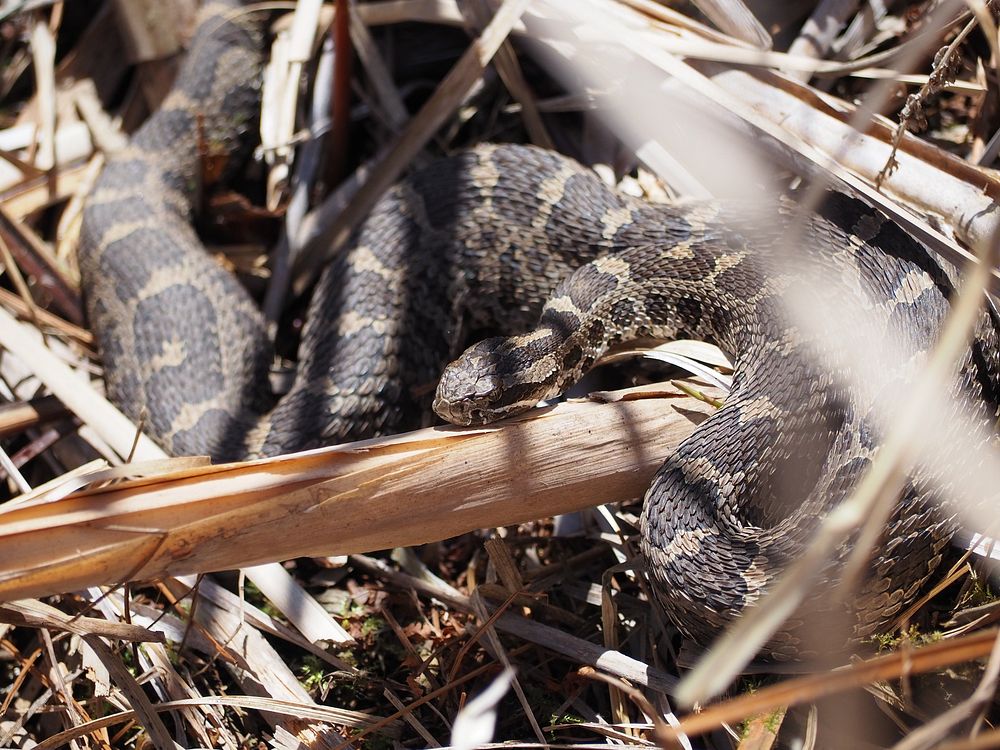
[79,634,175,750]
[0,226,42,333]
[576,666,671,740]
[524,0,1000,286]
[152,579,357,746]
[327,661,506,750]
[835,218,1000,587]
[0,599,164,642]
[241,562,353,644]
[0,205,83,323]
[0,305,163,462]
[448,667,515,749]
[346,2,409,130]
[165,574,354,670]
[325,0,1000,266]
[457,0,554,148]
[523,0,1000,706]
[350,553,679,693]
[890,630,1000,750]
[0,259,351,739]
[939,730,1000,750]
[30,694,400,750]
[469,591,547,744]
[663,628,1000,742]
[5,0,1000,745]
[0,287,92,344]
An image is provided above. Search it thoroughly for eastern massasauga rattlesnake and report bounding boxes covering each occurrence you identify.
[79,2,1000,659]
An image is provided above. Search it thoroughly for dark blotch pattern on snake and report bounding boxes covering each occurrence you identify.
[80,2,1000,660]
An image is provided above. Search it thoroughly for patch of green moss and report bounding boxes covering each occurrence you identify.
[964,577,998,608]
[298,655,329,692]
[869,624,943,652]
[762,707,784,733]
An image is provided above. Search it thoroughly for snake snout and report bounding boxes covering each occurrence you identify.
[435,338,523,426]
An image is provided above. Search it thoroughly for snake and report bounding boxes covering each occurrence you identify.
[79,1,1000,660]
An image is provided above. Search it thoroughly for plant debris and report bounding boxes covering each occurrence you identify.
[1,0,999,747]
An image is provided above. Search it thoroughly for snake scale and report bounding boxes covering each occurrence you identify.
[80,2,1000,659]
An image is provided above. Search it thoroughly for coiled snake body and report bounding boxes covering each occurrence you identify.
[80,3,1000,659]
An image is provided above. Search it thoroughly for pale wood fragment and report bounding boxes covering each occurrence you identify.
[28,21,57,171]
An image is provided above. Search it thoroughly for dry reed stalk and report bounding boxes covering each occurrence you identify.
[4,0,997,745]
[0,384,715,601]
[30,695,399,750]
[260,0,322,210]
[664,628,1000,742]
[0,288,349,732]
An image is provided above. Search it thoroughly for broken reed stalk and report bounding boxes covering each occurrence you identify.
[0,386,716,602]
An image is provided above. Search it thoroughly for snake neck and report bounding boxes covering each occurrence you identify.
[433,223,768,424]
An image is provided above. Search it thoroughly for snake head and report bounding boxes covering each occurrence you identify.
[433,336,560,426]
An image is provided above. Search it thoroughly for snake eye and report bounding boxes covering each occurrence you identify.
[471,373,502,401]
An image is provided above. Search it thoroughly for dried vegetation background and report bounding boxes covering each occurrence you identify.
[2,0,1000,747]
